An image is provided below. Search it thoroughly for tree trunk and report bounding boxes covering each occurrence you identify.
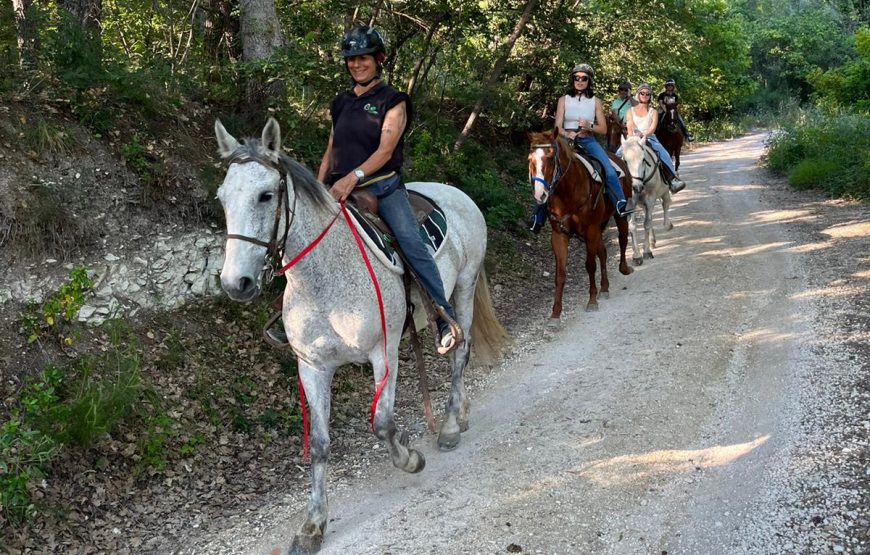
[11,0,38,69]
[453,0,538,152]
[239,0,286,108]
[58,0,102,35]
[201,0,240,62]
[406,13,445,96]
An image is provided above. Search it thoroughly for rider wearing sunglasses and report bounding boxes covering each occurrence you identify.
[623,83,686,193]
[657,79,694,142]
[609,80,637,151]
[530,64,635,231]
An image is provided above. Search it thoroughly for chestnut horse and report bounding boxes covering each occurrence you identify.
[528,131,633,323]
[605,112,626,153]
[656,107,684,172]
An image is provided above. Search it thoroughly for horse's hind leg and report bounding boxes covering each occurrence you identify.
[614,213,633,276]
[371,347,425,474]
[438,274,476,451]
[596,226,610,299]
[289,363,336,555]
[662,191,673,231]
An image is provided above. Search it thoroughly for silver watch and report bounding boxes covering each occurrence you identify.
[353,168,365,181]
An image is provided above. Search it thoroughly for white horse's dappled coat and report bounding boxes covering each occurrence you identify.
[620,135,674,264]
[215,118,508,554]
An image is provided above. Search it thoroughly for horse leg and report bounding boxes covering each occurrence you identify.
[288,363,336,555]
[371,347,425,473]
[643,196,655,259]
[596,231,609,299]
[662,191,673,231]
[614,212,633,275]
[630,206,643,266]
[549,230,569,323]
[584,225,601,312]
[438,275,475,451]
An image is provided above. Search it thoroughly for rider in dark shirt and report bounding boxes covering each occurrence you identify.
[657,79,693,142]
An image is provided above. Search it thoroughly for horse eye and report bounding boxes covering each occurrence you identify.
[258,191,274,203]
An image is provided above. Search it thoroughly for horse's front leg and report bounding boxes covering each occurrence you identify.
[288,362,336,555]
[584,225,601,312]
[630,203,643,266]
[549,229,570,323]
[662,191,673,231]
[643,196,655,259]
[371,346,425,473]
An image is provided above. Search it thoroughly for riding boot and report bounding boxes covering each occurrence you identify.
[669,177,686,194]
[529,203,548,234]
[616,197,637,218]
[678,115,694,142]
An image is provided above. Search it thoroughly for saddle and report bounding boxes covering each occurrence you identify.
[571,142,626,183]
[640,144,673,182]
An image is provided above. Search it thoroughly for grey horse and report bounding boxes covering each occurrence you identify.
[215,118,509,553]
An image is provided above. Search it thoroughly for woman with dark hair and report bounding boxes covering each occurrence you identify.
[626,83,686,193]
[555,64,635,216]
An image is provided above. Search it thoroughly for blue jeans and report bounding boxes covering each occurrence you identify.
[377,182,455,323]
[574,136,625,207]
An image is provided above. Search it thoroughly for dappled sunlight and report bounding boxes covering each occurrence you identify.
[510,436,771,501]
[784,241,834,254]
[699,241,792,258]
[738,327,802,346]
[855,269,870,279]
[751,209,817,224]
[792,284,866,301]
[711,184,767,192]
[684,236,726,246]
[822,221,870,239]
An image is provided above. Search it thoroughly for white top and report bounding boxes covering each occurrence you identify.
[631,106,655,134]
[563,94,596,130]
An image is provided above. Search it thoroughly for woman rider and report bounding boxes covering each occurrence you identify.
[556,64,635,216]
[626,83,686,193]
[318,25,460,355]
[657,78,693,142]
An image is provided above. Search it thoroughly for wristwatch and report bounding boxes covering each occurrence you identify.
[353,168,365,181]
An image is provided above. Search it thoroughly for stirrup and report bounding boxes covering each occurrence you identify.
[263,312,290,348]
[435,306,463,355]
[669,179,686,194]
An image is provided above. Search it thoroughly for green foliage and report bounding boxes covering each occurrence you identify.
[808,27,870,112]
[767,108,870,199]
[0,419,57,526]
[21,118,75,157]
[137,413,175,473]
[20,266,93,345]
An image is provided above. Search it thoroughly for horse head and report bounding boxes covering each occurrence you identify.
[620,134,649,193]
[528,130,570,205]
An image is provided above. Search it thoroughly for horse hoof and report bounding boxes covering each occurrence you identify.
[633,257,643,266]
[404,449,426,473]
[586,302,599,312]
[644,252,654,260]
[620,266,634,275]
[666,223,674,231]
[459,420,470,433]
[438,430,461,451]
[546,318,561,329]
[288,532,323,554]
[600,291,610,299]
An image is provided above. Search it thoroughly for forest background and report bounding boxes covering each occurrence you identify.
[0,0,868,546]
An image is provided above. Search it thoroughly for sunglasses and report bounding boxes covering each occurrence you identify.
[573,75,590,83]
[638,92,651,96]
[618,88,628,92]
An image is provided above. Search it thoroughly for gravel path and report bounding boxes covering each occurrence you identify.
[185,132,869,555]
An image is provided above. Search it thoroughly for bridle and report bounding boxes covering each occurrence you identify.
[529,139,572,198]
[628,140,658,189]
[224,156,297,283]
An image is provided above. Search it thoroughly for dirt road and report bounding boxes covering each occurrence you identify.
[187,133,869,555]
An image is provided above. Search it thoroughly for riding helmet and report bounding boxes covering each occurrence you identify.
[571,63,595,82]
[664,78,676,86]
[340,26,386,59]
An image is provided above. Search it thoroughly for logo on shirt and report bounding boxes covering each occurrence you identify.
[363,103,379,115]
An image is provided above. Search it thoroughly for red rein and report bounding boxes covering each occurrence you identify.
[276,203,390,460]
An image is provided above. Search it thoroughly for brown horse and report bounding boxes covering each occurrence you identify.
[605,112,625,153]
[656,107,684,172]
[528,131,633,323]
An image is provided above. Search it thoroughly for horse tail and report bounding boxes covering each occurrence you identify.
[470,268,511,366]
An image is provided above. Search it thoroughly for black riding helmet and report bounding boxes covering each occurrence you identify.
[340,26,386,59]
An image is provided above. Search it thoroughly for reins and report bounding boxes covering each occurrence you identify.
[531,137,600,234]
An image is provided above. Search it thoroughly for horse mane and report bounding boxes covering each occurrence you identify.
[225,139,336,216]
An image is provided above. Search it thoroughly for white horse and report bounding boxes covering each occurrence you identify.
[620,135,673,265]
[215,118,508,554]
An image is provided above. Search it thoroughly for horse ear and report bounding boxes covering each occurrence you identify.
[262,117,282,153]
[620,133,626,147]
[214,119,240,159]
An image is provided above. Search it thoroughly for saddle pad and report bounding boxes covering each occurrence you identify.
[572,153,626,183]
[344,191,448,274]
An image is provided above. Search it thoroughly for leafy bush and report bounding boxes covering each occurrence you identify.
[0,419,57,526]
[767,108,870,199]
[20,266,93,345]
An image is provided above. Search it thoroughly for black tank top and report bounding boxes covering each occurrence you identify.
[328,82,411,183]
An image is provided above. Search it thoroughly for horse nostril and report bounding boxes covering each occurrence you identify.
[238,276,254,293]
